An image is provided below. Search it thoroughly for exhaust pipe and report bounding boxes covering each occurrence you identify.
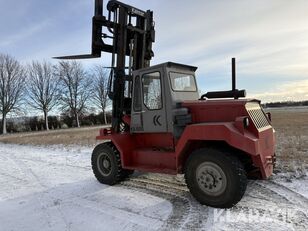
[203,89,246,99]
[201,58,246,100]
[232,57,236,92]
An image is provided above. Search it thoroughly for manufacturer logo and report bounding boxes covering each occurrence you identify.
[153,115,162,126]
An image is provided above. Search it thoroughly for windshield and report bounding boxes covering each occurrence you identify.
[169,72,197,92]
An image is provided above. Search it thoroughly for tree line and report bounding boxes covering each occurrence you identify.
[0,53,110,134]
[262,101,308,108]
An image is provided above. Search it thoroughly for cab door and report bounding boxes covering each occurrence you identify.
[130,68,167,133]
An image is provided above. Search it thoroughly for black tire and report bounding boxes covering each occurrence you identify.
[91,142,124,185]
[184,148,247,208]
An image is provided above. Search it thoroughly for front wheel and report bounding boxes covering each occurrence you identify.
[91,142,124,185]
[184,148,247,208]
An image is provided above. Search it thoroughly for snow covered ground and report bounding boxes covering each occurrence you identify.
[0,143,307,231]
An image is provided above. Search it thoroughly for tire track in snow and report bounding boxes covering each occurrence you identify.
[63,194,166,230]
[255,180,308,228]
[1,144,307,230]
[121,174,209,231]
[258,180,308,207]
[0,172,24,182]
[121,175,308,230]
[231,180,308,230]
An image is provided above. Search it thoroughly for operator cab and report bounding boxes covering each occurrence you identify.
[130,62,198,134]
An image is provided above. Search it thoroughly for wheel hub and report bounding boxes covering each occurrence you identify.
[103,159,110,169]
[204,172,215,186]
[97,153,112,176]
[196,162,227,196]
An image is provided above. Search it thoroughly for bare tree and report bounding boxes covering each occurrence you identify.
[26,61,59,130]
[0,54,26,134]
[56,61,91,127]
[92,65,110,124]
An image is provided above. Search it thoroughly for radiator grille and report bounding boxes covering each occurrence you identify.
[246,102,271,129]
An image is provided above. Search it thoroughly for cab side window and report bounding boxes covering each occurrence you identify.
[142,72,162,110]
[133,76,142,111]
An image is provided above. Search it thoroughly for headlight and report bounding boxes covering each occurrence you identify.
[243,117,250,128]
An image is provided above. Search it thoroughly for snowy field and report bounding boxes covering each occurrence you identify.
[0,143,307,231]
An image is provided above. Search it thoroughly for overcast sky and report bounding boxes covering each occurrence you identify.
[1,0,308,103]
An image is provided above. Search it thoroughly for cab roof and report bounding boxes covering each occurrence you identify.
[135,62,198,73]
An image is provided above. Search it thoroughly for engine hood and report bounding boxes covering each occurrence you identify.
[181,98,260,123]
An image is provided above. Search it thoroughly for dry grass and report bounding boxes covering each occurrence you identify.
[0,108,307,172]
[268,108,308,173]
[0,126,105,147]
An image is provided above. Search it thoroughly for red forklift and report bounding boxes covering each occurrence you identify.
[56,0,276,208]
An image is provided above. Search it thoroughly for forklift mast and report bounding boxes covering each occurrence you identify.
[55,0,155,132]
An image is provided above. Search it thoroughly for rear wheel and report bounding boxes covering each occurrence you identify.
[92,142,131,185]
[185,148,247,208]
